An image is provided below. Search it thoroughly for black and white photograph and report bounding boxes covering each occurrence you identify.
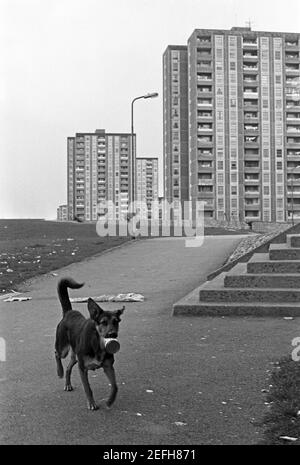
[1,0,300,453]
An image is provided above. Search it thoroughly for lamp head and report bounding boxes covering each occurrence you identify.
[144,92,159,99]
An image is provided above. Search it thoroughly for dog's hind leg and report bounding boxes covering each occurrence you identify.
[55,322,69,378]
[55,350,64,378]
[64,349,77,391]
[103,361,118,408]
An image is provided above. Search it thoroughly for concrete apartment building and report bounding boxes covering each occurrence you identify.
[67,129,135,222]
[57,204,68,221]
[163,45,189,210]
[136,157,159,217]
[163,27,300,222]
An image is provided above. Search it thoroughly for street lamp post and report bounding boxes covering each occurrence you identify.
[131,93,158,203]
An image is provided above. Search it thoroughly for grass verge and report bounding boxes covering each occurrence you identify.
[0,219,130,294]
[260,356,300,445]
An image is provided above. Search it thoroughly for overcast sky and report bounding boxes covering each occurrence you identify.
[0,0,299,219]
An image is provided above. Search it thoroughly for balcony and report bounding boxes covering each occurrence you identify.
[286,66,300,74]
[197,91,212,98]
[244,211,260,219]
[244,114,258,122]
[197,63,212,71]
[243,64,258,72]
[197,112,213,120]
[197,100,213,108]
[198,124,213,132]
[243,91,258,99]
[244,204,260,211]
[244,100,258,109]
[244,176,260,183]
[197,85,212,92]
[244,167,260,174]
[244,151,260,160]
[286,101,300,110]
[199,179,214,188]
[287,177,300,185]
[198,150,213,158]
[287,153,300,165]
[287,137,300,147]
[197,52,212,61]
[244,124,259,133]
[287,126,300,133]
[244,197,260,205]
[197,74,212,83]
[244,136,259,145]
[243,54,258,61]
[244,188,260,195]
[287,165,300,172]
[197,137,213,146]
[196,37,211,45]
[287,204,300,213]
[285,53,300,62]
[198,162,213,169]
[285,41,299,49]
[198,192,214,199]
[287,189,300,196]
[243,40,258,48]
[287,113,300,121]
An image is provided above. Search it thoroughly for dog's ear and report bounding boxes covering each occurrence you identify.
[87,298,104,322]
[116,305,125,318]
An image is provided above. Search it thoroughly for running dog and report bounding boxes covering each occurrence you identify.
[55,277,125,410]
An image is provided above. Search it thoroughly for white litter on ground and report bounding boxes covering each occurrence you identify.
[0,290,20,301]
[71,293,144,303]
[279,436,298,442]
[3,296,32,302]
[174,421,187,426]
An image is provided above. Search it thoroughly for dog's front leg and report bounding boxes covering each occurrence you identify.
[78,365,99,410]
[103,361,118,408]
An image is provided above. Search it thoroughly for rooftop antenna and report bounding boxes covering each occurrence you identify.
[246,18,253,29]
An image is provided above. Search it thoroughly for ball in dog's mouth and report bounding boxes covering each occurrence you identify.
[104,338,120,354]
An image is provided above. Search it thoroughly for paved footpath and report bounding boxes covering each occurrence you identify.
[0,235,299,445]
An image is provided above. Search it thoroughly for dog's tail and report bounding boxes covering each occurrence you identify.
[57,278,84,315]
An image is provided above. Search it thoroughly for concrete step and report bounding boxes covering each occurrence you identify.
[287,234,300,248]
[224,263,300,288]
[173,301,300,316]
[269,243,300,260]
[173,283,300,316]
[199,273,300,302]
[247,253,300,274]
